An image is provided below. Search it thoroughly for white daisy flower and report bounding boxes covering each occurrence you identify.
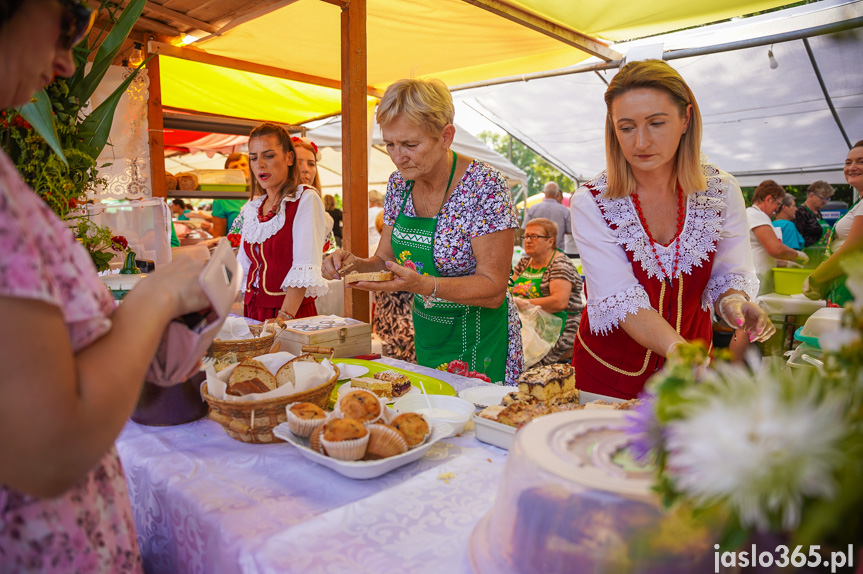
[664,369,847,531]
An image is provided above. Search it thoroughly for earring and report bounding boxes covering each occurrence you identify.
[682,129,687,134]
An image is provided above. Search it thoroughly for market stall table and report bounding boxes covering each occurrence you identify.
[756,292,827,352]
[116,358,505,574]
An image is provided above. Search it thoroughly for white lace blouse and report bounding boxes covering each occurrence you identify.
[570,164,759,335]
[236,186,329,298]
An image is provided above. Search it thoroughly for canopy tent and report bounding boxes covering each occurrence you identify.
[162,119,528,193]
[140,0,793,126]
[452,0,863,188]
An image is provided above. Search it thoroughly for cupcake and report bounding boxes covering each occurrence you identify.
[285,402,328,437]
[391,412,431,448]
[363,424,409,460]
[320,417,369,460]
[309,425,326,454]
[338,389,383,424]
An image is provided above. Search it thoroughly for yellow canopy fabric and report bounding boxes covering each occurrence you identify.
[159,57,359,125]
[160,0,793,123]
[503,0,797,42]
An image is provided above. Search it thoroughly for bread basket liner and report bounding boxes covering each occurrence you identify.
[202,353,339,443]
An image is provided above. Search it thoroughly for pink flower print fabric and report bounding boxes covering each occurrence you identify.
[0,150,143,572]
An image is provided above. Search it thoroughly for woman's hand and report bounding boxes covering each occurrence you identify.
[347,260,430,295]
[512,296,533,311]
[139,255,209,318]
[802,275,826,300]
[718,294,776,342]
[322,249,357,280]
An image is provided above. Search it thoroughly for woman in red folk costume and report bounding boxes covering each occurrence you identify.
[235,123,328,321]
[570,60,775,399]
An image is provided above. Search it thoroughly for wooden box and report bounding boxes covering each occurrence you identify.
[275,315,371,358]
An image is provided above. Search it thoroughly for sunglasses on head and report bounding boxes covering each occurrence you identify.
[58,0,96,51]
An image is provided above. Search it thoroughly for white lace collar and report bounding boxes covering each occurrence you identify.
[591,164,726,281]
[241,185,313,244]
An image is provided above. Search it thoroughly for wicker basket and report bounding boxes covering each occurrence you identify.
[211,323,277,360]
[203,364,340,443]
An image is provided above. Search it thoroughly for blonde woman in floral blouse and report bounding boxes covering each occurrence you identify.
[323,78,523,384]
[510,218,583,365]
[0,2,211,571]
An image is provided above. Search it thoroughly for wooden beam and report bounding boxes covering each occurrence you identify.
[320,0,348,6]
[136,15,183,37]
[460,0,621,61]
[146,53,167,200]
[341,0,371,323]
[148,41,385,99]
[143,3,220,35]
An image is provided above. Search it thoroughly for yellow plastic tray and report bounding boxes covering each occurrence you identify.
[329,359,456,409]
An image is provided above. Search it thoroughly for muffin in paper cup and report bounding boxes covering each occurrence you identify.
[320,417,370,461]
[364,424,409,460]
[390,412,431,449]
[285,402,329,437]
[335,389,385,425]
[309,425,326,454]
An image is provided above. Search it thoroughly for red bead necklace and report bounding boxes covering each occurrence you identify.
[258,197,280,222]
[630,184,685,283]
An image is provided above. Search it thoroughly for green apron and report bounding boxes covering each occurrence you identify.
[391,178,511,383]
[509,262,567,336]
[824,223,855,306]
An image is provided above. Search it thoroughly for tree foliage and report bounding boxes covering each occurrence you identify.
[477,131,576,198]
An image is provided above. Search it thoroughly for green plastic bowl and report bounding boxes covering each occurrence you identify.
[794,327,820,349]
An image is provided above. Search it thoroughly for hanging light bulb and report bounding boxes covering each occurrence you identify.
[127,42,145,67]
[768,45,779,69]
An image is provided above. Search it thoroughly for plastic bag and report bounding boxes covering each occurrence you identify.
[518,304,563,368]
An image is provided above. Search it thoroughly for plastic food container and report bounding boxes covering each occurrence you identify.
[772,267,811,295]
[392,394,474,435]
[473,391,625,450]
[470,410,721,574]
[798,307,845,339]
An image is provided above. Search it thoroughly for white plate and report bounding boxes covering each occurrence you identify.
[273,420,454,479]
[337,381,420,403]
[458,385,512,408]
[334,363,369,379]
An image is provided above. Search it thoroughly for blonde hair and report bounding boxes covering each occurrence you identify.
[604,60,706,199]
[525,218,559,250]
[376,78,454,138]
[248,123,299,202]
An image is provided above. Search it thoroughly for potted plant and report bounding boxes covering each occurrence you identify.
[0,0,148,272]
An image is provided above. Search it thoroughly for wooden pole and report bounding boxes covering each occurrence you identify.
[341,0,370,322]
[146,51,166,200]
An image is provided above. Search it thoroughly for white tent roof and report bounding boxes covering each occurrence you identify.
[164,119,528,194]
[453,0,863,187]
[304,118,528,191]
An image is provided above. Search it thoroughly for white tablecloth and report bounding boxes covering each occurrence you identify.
[756,292,826,316]
[116,359,505,574]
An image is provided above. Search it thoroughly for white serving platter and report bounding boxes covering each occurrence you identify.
[458,385,513,408]
[273,420,453,479]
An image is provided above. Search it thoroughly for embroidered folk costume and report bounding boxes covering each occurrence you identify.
[570,163,759,399]
[236,184,329,320]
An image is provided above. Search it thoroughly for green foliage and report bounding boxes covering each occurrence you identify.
[0,0,148,272]
[477,131,576,199]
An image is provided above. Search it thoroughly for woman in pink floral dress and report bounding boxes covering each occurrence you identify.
[0,2,210,571]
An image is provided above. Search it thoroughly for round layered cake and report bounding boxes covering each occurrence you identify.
[469,410,721,574]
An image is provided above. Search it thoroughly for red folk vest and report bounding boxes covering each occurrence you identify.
[243,197,302,309]
[572,186,716,399]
